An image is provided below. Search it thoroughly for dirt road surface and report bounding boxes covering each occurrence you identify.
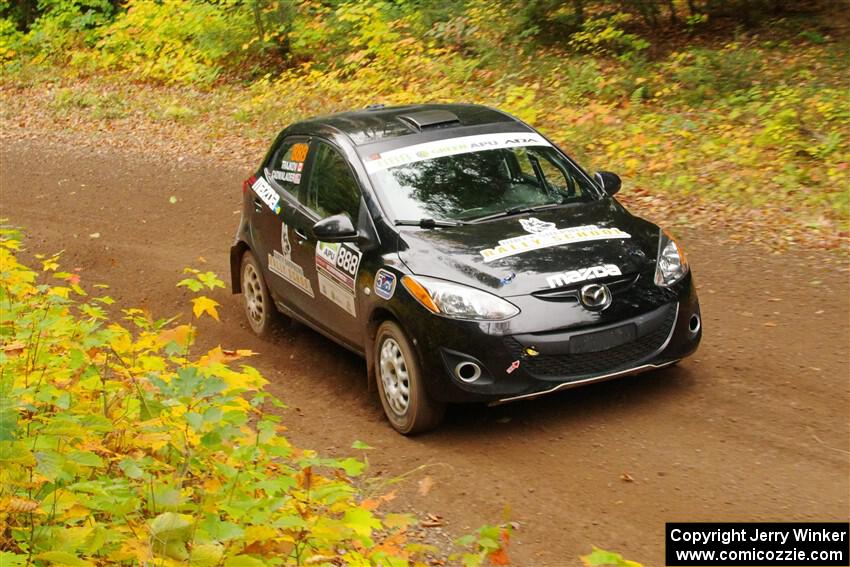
[2,137,848,566]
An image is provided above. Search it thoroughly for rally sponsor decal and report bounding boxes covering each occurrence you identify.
[546,264,622,289]
[480,224,631,263]
[364,132,552,173]
[252,176,281,214]
[271,169,302,184]
[269,225,314,297]
[519,217,556,234]
[279,159,304,172]
[316,241,362,317]
[373,269,396,300]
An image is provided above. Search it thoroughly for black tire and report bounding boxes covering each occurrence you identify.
[240,251,275,337]
[374,321,445,434]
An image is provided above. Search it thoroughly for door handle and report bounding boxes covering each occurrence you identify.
[293,228,308,242]
[252,197,263,212]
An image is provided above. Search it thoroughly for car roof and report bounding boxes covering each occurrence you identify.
[286,103,529,147]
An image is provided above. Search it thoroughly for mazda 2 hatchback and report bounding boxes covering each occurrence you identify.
[230,103,702,434]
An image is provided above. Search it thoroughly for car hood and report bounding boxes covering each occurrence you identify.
[396,200,660,297]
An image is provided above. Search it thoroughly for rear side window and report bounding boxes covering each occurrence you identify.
[269,140,310,195]
[306,141,362,220]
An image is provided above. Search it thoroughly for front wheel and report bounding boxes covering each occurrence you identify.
[241,251,275,337]
[374,321,445,435]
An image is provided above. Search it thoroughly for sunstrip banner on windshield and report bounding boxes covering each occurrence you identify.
[363,132,552,173]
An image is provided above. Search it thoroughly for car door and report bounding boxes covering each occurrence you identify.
[258,136,319,320]
[288,138,366,347]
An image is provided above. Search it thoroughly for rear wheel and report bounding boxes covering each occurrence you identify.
[241,251,275,337]
[374,321,445,434]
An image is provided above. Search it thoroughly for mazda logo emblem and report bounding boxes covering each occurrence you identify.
[579,283,612,310]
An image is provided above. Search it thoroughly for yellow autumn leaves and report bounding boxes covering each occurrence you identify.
[191,296,220,321]
[0,226,504,565]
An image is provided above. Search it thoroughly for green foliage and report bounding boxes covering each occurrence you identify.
[177,268,226,293]
[51,87,127,119]
[581,546,644,567]
[0,16,22,61]
[17,0,113,57]
[90,0,253,84]
[0,227,457,564]
[451,524,513,566]
[569,13,650,57]
[662,45,763,105]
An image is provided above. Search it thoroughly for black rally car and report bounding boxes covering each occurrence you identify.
[230,104,702,434]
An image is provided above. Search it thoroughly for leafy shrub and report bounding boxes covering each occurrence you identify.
[161,103,198,123]
[568,13,649,58]
[503,83,540,124]
[22,0,114,54]
[550,59,604,104]
[51,87,126,120]
[663,45,763,105]
[0,226,481,565]
[91,0,253,84]
[582,547,643,567]
[0,16,22,62]
[52,86,98,110]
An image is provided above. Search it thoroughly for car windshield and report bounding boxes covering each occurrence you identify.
[364,133,602,222]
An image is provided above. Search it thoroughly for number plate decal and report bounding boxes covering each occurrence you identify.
[315,241,362,317]
[568,324,637,354]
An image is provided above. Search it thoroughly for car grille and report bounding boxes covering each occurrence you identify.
[531,273,639,302]
[505,304,677,380]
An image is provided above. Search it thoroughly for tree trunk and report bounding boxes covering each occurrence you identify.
[252,0,265,41]
[573,0,585,26]
[276,0,292,59]
[666,0,679,24]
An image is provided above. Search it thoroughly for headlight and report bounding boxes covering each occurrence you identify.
[401,275,519,321]
[654,229,689,287]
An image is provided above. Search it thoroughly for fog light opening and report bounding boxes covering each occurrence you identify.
[455,361,482,383]
[689,313,701,335]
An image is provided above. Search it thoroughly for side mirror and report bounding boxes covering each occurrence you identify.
[312,213,359,242]
[594,171,622,196]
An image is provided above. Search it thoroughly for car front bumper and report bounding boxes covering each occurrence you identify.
[400,274,702,404]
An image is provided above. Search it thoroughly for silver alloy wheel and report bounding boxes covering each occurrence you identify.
[243,261,265,328]
[379,338,410,416]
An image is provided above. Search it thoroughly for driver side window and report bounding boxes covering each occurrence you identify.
[514,148,579,197]
[306,141,362,220]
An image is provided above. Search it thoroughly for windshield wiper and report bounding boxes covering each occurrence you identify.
[394,218,467,228]
[466,203,565,223]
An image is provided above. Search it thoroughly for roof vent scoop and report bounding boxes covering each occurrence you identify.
[397,110,461,131]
